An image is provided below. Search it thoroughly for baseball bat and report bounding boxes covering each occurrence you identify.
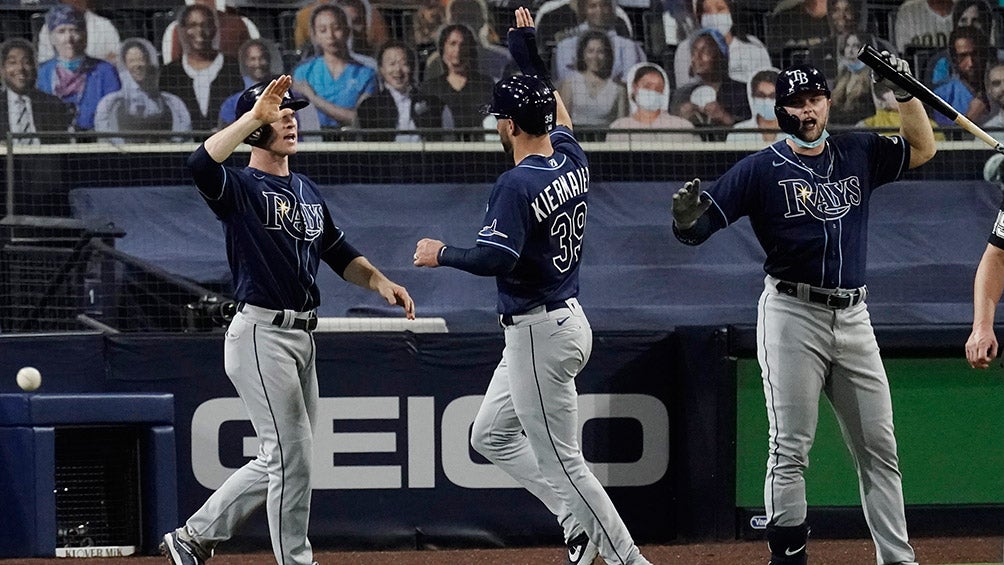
[857,44,1004,154]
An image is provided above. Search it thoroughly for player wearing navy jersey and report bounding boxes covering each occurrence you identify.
[160,76,414,565]
[413,9,650,565]
[672,59,936,565]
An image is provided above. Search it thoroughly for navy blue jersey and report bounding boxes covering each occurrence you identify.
[188,146,353,311]
[701,133,909,289]
[476,126,589,314]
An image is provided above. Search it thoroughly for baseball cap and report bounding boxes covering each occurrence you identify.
[775,64,831,106]
[483,74,556,136]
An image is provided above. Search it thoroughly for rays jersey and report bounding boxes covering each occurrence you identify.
[188,145,351,311]
[698,133,909,289]
[476,126,589,314]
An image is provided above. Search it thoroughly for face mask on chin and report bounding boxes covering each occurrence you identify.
[789,128,829,149]
[700,13,732,37]
[634,88,664,111]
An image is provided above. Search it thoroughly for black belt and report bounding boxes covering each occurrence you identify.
[238,302,318,331]
[501,300,571,326]
[775,281,864,310]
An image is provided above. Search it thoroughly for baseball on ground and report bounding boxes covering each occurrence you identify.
[16,366,41,391]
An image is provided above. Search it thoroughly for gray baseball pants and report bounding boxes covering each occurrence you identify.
[470,298,650,565]
[758,276,916,565]
[185,305,318,565]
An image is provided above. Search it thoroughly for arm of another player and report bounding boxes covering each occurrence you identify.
[966,243,1004,368]
[342,256,416,319]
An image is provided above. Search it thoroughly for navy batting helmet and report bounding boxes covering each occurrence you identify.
[774,64,830,136]
[483,74,555,136]
[234,80,310,147]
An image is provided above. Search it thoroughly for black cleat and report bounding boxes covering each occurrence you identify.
[160,529,207,565]
[565,532,599,565]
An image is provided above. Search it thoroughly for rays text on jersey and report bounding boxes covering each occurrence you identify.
[779,176,862,221]
[262,192,324,240]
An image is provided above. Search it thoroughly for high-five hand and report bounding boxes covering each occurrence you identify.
[251,75,295,125]
[672,178,711,229]
[513,5,533,29]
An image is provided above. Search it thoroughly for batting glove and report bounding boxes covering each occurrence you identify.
[507,26,554,90]
[672,178,710,229]
[876,50,914,103]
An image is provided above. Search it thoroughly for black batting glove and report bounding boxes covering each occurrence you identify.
[507,22,554,89]
[875,50,914,103]
[672,178,711,229]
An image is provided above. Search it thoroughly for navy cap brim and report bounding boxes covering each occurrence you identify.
[281,98,310,112]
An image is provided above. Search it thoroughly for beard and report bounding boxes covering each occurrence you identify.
[796,115,828,142]
[500,133,514,158]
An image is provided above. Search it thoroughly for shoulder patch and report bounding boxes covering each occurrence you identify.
[478,218,509,239]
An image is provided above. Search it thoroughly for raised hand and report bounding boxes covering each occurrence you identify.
[513,6,533,29]
[251,75,295,125]
[876,51,914,102]
[671,178,711,229]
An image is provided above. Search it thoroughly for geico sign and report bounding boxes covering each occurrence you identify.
[191,394,668,490]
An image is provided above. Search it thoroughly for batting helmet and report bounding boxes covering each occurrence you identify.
[773,64,830,136]
[234,80,310,147]
[483,74,556,136]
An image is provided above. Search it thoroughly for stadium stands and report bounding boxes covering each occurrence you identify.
[1,0,1002,334]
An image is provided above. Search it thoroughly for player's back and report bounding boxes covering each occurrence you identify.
[484,126,589,312]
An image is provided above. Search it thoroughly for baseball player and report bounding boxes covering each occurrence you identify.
[671,58,936,565]
[160,75,415,565]
[413,9,650,565]
[966,154,1004,369]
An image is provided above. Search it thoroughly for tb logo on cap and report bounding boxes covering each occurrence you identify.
[791,69,809,84]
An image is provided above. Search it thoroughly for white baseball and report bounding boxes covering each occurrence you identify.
[16,366,41,391]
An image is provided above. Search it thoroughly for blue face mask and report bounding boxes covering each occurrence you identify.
[844,58,866,72]
[788,129,829,149]
[750,97,775,120]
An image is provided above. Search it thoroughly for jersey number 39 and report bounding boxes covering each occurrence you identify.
[551,202,587,273]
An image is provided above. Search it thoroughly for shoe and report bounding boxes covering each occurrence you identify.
[565,532,599,565]
[160,528,208,565]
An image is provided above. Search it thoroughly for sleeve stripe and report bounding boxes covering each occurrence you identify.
[477,239,520,257]
[550,129,575,141]
[896,135,907,177]
[706,193,729,225]
[320,230,346,253]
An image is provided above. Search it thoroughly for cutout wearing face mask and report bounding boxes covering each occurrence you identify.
[700,13,732,37]
[841,58,866,73]
[750,97,775,120]
[635,87,664,111]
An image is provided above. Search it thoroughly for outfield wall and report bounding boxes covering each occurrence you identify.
[0,326,999,554]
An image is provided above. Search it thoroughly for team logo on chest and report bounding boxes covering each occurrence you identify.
[778,176,862,221]
[262,192,324,240]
